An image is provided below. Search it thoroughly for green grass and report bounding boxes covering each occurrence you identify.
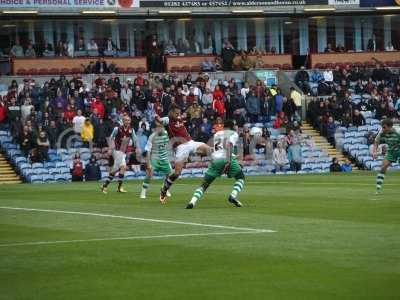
[0,172,399,300]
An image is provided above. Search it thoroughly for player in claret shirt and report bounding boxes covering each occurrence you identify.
[157,105,210,204]
[101,115,136,194]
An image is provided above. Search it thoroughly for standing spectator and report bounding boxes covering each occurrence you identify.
[0,97,7,128]
[367,34,377,52]
[201,88,213,106]
[70,153,84,182]
[81,118,94,148]
[19,125,34,157]
[246,90,260,123]
[76,38,86,52]
[91,97,105,119]
[85,155,101,181]
[295,66,310,94]
[199,117,212,142]
[36,131,49,162]
[273,142,288,172]
[21,98,34,123]
[221,41,236,71]
[352,109,366,126]
[46,120,58,149]
[326,116,337,146]
[121,83,132,106]
[212,117,224,133]
[72,109,86,134]
[212,95,225,118]
[187,99,204,125]
[95,57,108,74]
[288,143,302,173]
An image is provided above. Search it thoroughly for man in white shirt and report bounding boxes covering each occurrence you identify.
[121,83,132,106]
[72,109,86,134]
[323,69,334,83]
[87,39,98,51]
[273,142,288,172]
[240,82,250,99]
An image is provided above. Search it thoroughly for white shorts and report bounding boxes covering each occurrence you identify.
[111,150,126,173]
[175,140,206,162]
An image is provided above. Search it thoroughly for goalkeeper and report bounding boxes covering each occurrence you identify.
[186,120,245,209]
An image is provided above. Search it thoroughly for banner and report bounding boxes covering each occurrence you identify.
[140,0,328,7]
[360,0,400,6]
[328,0,359,5]
[0,0,139,8]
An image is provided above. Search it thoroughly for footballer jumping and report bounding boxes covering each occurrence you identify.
[186,120,245,209]
[157,105,210,204]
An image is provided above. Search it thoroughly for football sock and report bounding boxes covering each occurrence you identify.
[142,177,150,190]
[376,172,385,190]
[189,187,204,206]
[103,175,113,188]
[118,173,124,190]
[161,173,178,194]
[231,179,245,199]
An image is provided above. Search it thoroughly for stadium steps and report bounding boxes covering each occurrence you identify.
[301,122,358,170]
[0,153,22,184]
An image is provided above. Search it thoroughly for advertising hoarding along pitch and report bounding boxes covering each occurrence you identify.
[0,0,139,8]
[360,0,400,6]
[140,0,328,8]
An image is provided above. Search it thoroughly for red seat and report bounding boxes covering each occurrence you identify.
[262,64,272,69]
[344,62,353,68]
[126,67,135,74]
[38,68,48,75]
[190,65,201,72]
[180,66,190,72]
[314,63,325,69]
[364,61,375,68]
[272,64,281,69]
[49,68,60,74]
[71,67,82,74]
[170,66,180,72]
[16,68,27,75]
[354,61,363,67]
[325,63,334,69]
[27,68,38,75]
[282,63,292,70]
[384,61,394,67]
[136,67,146,73]
[394,61,400,67]
[60,68,71,75]
[335,63,344,69]
[116,67,126,73]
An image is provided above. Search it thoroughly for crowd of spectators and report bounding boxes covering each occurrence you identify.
[0,71,304,173]
[303,62,400,146]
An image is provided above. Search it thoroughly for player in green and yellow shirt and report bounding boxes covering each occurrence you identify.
[140,120,172,199]
[373,118,400,194]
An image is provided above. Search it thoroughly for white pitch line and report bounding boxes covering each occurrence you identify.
[249,181,398,186]
[0,231,268,248]
[0,206,275,233]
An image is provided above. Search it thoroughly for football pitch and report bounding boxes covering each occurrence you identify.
[0,172,399,300]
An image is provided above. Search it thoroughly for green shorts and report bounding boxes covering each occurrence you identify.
[205,158,243,180]
[151,159,172,175]
[385,149,400,163]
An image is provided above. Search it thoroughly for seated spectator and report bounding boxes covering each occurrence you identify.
[295,66,310,94]
[105,37,118,53]
[85,155,101,181]
[324,43,334,53]
[70,153,84,182]
[81,118,94,148]
[25,43,36,57]
[10,39,24,57]
[201,59,216,72]
[95,57,108,74]
[273,142,288,172]
[335,43,345,53]
[385,42,395,52]
[36,130,49,162]
[352,109,366,126]
[164,40,177,55]
[330,158,342,172]
[87,39,99,51]
[240,53,253,71]
[176,38,190,54]
[76,38,86,52]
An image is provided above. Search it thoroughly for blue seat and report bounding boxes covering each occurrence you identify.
[44,162,56,168]
[55,174,68,182]
[48,168,60,175]
[34,168,48,175]
[43,174,55,183]
[32,163,44,169]
[56,162,68,168]
[30,175,43,183]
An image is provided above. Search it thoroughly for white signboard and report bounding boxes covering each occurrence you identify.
[0,0,139,8]
[328,0,359,5]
